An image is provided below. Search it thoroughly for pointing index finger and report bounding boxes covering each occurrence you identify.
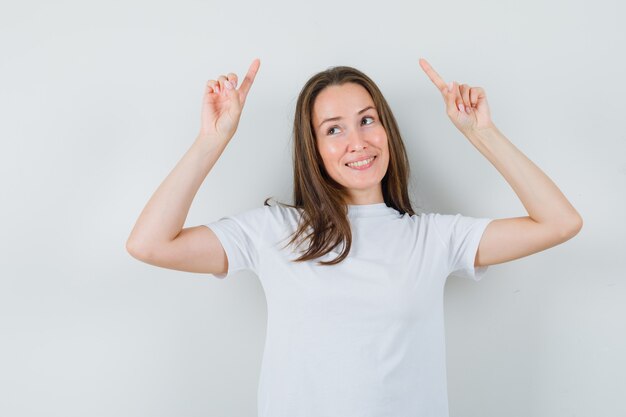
[239,58,261,102]
[419,58,447,92]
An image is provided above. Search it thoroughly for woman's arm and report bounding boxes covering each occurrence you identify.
[419,58,582,268]
[125,136,226,258]
[126,59,260,269]
[466,125,582,267]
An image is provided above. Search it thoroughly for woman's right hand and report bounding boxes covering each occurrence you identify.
[199,58,261,143]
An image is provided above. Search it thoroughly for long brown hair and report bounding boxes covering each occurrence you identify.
[267,66,415,266]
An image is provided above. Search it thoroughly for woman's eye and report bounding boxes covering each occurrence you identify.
[361,116,374,125]
[327,126,340,135]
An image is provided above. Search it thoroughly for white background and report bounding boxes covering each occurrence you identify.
[1,0,624,416]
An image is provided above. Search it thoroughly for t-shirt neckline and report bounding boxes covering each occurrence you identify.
[347,203,398,218]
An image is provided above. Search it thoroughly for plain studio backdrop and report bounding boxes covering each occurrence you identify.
[1,0,624,416]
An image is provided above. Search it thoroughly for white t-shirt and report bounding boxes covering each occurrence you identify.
[204,202,493,417]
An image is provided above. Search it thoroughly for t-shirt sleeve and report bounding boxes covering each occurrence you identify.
[202,206,267,279]
[431,213,494,281]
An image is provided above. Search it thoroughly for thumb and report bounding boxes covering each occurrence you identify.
[224,79,242,106]
[443,81,458,114]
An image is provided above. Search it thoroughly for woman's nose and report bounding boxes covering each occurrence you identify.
[348,131,367,152]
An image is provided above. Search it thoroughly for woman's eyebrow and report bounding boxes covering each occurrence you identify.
[318,106,376,129]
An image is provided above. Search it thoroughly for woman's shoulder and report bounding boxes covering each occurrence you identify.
[260,198,303,223]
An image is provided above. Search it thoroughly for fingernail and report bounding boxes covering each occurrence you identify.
[459,103,465,113]
[465,106,471,114]
[225,81,233,90]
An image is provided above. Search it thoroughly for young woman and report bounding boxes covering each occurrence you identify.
[126,58,582,416]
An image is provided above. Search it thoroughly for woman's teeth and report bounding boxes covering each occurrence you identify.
[346,157,374,168]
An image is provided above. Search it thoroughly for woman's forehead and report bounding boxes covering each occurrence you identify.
[312,83,376,121]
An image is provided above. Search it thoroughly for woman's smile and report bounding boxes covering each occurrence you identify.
[345,155,376,170]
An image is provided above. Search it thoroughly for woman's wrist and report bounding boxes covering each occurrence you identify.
[195,132,230,153]
[464,123,500,143]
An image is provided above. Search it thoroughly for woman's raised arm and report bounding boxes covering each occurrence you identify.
[125,59,260,274]
[418,58,582,268]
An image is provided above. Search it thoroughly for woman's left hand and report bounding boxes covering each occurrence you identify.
[419,58,494,135]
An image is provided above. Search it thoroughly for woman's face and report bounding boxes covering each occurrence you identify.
[312,82,390,205]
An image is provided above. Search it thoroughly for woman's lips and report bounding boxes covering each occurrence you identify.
[345,156,376,170]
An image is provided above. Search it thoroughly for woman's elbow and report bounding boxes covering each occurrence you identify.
[562,215,583,240]
[126,237,152,261]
